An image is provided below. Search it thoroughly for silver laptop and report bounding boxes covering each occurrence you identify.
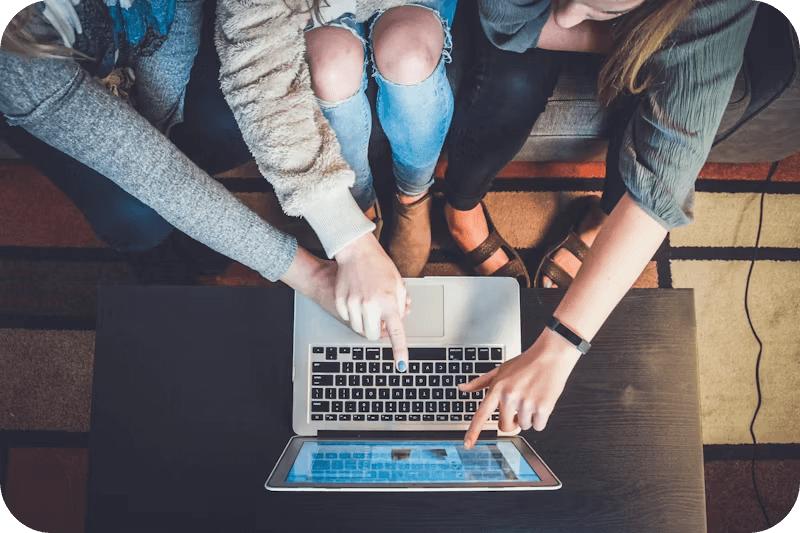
[266,276,561,491]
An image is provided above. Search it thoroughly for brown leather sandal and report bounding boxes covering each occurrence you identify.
[462,201,531,288]
[534,195,606,288]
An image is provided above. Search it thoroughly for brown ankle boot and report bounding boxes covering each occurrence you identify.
[388,192,432,277]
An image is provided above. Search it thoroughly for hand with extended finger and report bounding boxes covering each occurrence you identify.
[333,232,410,372]
[459,328,582,449]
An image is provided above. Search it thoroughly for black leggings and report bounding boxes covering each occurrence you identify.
[443,0,562,211]
[443,0,636,215]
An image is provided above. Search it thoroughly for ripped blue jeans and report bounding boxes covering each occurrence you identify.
[311,0,457,211]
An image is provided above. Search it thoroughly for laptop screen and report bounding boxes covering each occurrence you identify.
[285,440,540,484]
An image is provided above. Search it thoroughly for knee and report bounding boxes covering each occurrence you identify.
[305,27,365,103]
[372,6,444,85]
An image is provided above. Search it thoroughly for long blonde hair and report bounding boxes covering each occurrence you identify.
[598,0,696,105]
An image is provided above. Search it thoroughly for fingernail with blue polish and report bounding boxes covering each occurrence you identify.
[397,360,407,373]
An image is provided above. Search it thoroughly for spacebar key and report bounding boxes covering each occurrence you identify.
[408,348,446,360]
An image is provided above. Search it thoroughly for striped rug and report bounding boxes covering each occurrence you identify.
[1,154,799,532]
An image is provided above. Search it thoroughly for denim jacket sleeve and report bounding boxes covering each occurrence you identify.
[618,0,758,229]
[215,0,376,258]
[0,49,299,281]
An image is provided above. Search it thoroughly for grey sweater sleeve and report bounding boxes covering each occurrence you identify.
[478,0,551,52]
[618,0,758,229]
[0,50,298,281]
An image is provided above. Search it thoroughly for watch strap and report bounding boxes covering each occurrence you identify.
[546,317,591,355]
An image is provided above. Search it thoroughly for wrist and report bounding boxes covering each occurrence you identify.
[334,232,378,263]
[546,316,591,355]
[537,325,584,364]
[280,247,326,294]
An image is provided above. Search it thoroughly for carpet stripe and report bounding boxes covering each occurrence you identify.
[704,444,800,461]
[671,247,800,261]
[0,315,96,330]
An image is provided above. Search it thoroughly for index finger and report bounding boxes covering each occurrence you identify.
[382,309,408,372]
[463,391,500,450]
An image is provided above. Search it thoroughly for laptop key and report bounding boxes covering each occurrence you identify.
[432,389,443,400]
[332,401,343,412]
[405,389,417,400]
[348,375,360,387]
[381,415,392,422]
[372,401,383,413]
[435,363,446,374]
[325,388,336,400]
[464,414,473,421]
[312,388,323,399]
[399,402,410,412]
[368,362,380,374]
[336,375,347,387]
[402,375,414,387]
[478,348,490,360]
[491,347,502,360]
[409,414,421,421]
[450,415,462,421]
[415,376,426,387]
[409,362,421,373]
[339,414,351,421]
[338,388,349,399]
[465,347,477,360]
[395,415,407,421]
[429,376,441,387]
[452,402,463,413]
[419,388,431,399]
[352,348,364,360]
[448,348,463,360]
[376,375,387,387]
[436,415,448,422]
[367,415,379,421]
[366,348,381,360]
[438,401,450,412]
[422,363,434,373]
[392,389,403,399]
[412,402,423,413]
[312,414,323,421]
[423,415,435,421]
[312,375,333,386]
[352,388,363,399]
[475,363,500,373]
[312,347,324,354]
[326,347,338,360]
[382,362,394,373]
[409,347,446,360]
[385,401,397,413]
[343,362,354,373]
[313,362,340,373]
[365,388,377,399]
[379,389,390,400]
[363,376,374,387]
[425,401,437,413]
[356,362,367,373]
[446,389,456,399]
[345,402,356,412]
[358,401,369,412]
[325,414,336,421]
[353,414,365,421]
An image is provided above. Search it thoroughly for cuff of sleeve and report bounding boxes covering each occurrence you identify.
[300,187,375,258]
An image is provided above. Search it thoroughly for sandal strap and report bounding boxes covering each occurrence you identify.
[492,257,531,288]
[464,229,506,267]
[538,258,573,288]
[563,231,590,262]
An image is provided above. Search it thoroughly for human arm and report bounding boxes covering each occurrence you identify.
[0,48,298,281]
[461,0,758,446]
[461,193,666,447]
[214,0,409,366]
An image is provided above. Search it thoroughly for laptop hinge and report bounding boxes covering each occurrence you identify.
[316,430,497,440]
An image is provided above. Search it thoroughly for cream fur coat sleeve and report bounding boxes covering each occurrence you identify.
[214,0,407,257]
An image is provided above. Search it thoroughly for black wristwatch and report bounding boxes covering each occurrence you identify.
[546,317,591,355]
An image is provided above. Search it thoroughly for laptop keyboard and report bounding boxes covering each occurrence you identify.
[309,346,502,423]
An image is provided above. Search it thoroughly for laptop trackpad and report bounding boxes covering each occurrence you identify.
[404,284,444,337]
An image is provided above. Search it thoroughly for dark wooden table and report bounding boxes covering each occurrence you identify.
[87,285,705,532]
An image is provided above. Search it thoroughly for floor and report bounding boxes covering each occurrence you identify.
[1,155,799,532]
